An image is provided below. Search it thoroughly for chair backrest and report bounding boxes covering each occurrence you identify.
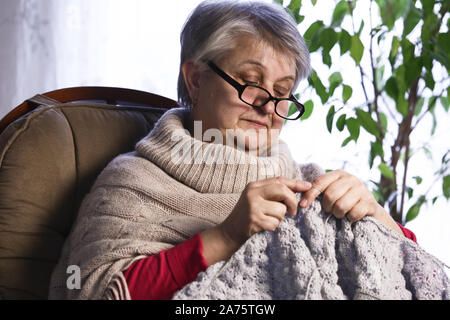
[0,87,179,299]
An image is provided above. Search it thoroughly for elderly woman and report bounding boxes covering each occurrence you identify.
[49,0,425,300]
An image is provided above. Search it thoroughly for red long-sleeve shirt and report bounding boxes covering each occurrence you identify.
[122,223,416,300]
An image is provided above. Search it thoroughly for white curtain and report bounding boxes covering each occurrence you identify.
[0,0,199,118]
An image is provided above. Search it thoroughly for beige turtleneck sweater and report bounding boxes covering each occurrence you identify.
[48,107,304,300]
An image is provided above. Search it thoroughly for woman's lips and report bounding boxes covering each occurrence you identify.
[244,119,267,129]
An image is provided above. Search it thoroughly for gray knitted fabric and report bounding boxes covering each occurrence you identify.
[174,194,450,300]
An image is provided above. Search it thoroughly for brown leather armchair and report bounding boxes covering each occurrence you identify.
[0,87,179,299]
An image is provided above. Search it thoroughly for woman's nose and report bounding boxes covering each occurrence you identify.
[258,99,276,114]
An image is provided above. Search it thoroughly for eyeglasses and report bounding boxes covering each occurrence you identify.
[206,60,305,120]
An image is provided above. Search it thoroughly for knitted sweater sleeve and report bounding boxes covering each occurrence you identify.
[122,233,209,300]
[396,222,417,242]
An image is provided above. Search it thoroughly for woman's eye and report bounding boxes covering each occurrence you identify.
[275,90,288,97]
[238,73,260,85]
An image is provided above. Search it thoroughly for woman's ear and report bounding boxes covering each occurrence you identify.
[181,60,201,106]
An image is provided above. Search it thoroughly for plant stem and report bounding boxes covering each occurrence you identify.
[368,0,384,142]
[399,137,410,221]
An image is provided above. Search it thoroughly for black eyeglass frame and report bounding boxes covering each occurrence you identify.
[206,60,305,120]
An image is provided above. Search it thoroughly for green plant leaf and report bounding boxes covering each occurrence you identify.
[396,96,408,117]
[406,195,426,222]
[328,72,343,96]
[369,141,384,169]
[440,96,449,112]
[329,71,343,84]
[412,176,423,185]
[389,36,400,66]
[326,105,336,133]
[287,101,299,118]
[376,28,388,46]
[375,0,410,30]
[304,21,324,52]
[287,0,303,24]
[301,100,314,120]
[331,0,349,27]
[356,20,365,37]
[308,70,329,103]
[405,204,420,222]
[420,0,434,17]
[424,70,435,90]
[385,77,399,100]
[339,29,352,55]
[336,114,346,131]
[407,187,414,199]
[401,38,415,63]
[423,146,433,160]
[395,64,407,94]
[304,20,324,41]
[350,35,364,65]
[375,65,385,91]
[437,32,450,54]
[414,97,425,116]
[342,84,353,102]
[370,179,385,202]
[443,175,450,199]
[421,12,439,49]
[379,112,387,136]
[321,28,338,53]
[423,52,433,72]
[322,50,332,67]
[404,57,422,88]
[430,101,437,135]
[378,163,394,180]
[346,118,360,141]
[355,108,380,139]
[403,5,421,36]
[341,136,353,147]
[372,189,381,202]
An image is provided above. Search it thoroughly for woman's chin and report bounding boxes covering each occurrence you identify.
[223,127,279,156]
[238,135,270,156]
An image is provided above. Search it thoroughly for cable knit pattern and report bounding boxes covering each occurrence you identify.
[173,193,450,300]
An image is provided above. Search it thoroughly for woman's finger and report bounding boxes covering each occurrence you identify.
[329,186,361,219]
[258,215,282,233]
[321,175,354,212]
[261,200,288,222]
[260,183,299,216]
[346,200,369,222]
[300,170,345,207]
[249,176,312,193]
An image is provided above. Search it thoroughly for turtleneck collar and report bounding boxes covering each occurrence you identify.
[136,107,298,194]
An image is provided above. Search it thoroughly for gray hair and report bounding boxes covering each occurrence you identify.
[177,0,311,109]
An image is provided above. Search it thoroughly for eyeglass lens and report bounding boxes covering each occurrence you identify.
[241,86,297,119]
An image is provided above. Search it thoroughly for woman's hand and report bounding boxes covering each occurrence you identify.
[220,177,312,245]
[201,177,312,265]
[300,169,403,234]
